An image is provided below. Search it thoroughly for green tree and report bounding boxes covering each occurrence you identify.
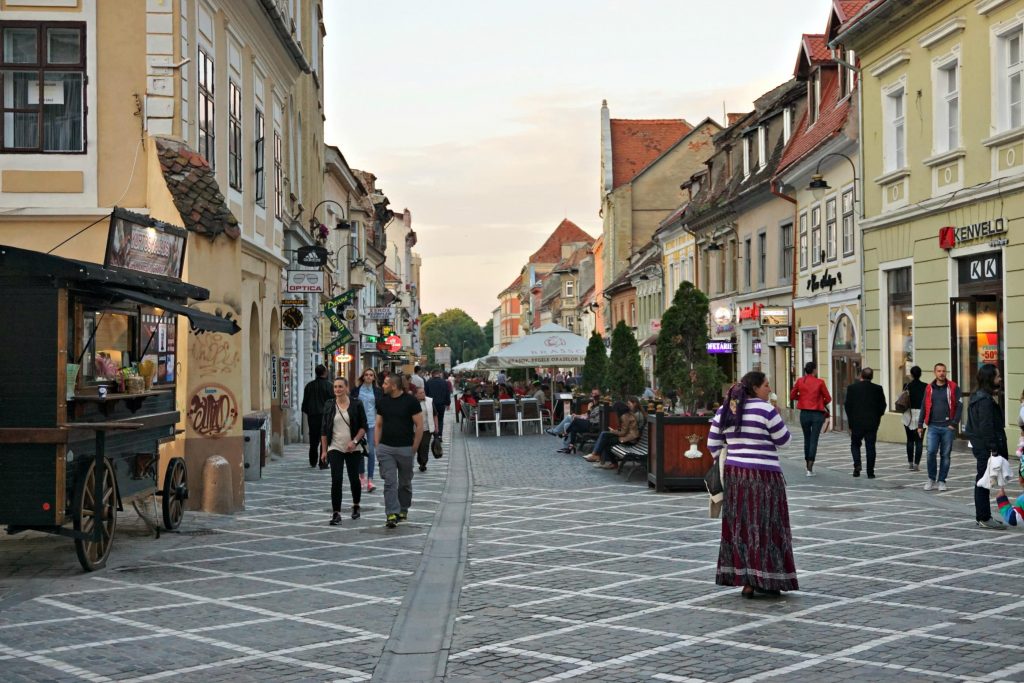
[420,308,488,365]
[606,321,645,399]
[655,281,725,413]
[581,331,607,392]
[481,318,494,349]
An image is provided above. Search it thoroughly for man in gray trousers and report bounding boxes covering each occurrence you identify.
[375,374,424,528]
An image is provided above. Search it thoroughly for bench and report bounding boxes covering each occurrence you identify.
[611,428,649,482]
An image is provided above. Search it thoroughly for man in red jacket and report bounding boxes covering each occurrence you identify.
[790,362,832,476]
[917,362,962,492]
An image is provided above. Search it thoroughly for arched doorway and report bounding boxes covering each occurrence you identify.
[249,302,261,412]
[831,312,861,432]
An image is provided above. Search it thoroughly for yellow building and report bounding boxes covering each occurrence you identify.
[835,0,1024,441]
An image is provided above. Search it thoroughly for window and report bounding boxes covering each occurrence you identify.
[565,279,574,298]
[799,212,808,271]
[846,49,857,97]
[254,108,265,207]
[742,135,751,177]
[781,222,793,280]
[783,106,793,143]
[629,302,635,326]
[757,126,767,170]
[744,237,752,289]
[228,81,242,191]
[935,59,959,152]
[273,130,283,219]
[758,232,766,285]
[999,27,1023,131]
[884,86,906,171]
[811,206,822,266]
[841,189,855,257]
[887,267,914,405]
[197,47,214,167]
[717,244,726,293]
[1,22,85,152]
[825,197,837,261]
[808,71,820,125]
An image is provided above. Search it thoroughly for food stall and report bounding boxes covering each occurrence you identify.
[0,209,239,571]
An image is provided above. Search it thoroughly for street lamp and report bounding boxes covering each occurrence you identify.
[807,152,858,201]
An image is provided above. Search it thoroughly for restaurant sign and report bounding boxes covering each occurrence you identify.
[105,208,186,279]
[706,341,734,354]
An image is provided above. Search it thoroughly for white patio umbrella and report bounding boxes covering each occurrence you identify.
[451,357,485,372]
[477,323,588,369]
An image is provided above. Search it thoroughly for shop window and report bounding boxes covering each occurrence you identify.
[197,48,215,168]
[798,212,808,271]
[228,80,242,191]
[825,197,837,261]
[1,22,85,152]
[83,311,133,382]
[841,189,855,257]
[811,206,822,266]
[886,267,914,405]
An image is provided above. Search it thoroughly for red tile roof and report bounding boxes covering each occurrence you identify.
[802,34,831,65]
[155,137,240,240]
[834,0,871,23]
[528,219,594,264]
[776,69,852,176]
[499,273,523,296]
[610,119,693,188]
[383,265,400,283]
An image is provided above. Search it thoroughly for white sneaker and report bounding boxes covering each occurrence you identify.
[806,470,814,477]
[977,518,1006,530]
[923,480,934,491]
[937,482,947,492]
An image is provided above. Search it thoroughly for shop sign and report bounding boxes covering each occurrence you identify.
[270,355,278,400]
[753,339,762,355]
[334,351,354,363]
[760,307,790,326]
[281,298,306,306]
[323,329,353,355]
[939,218,1006,249]
[738,303,762,322]
[706,341,733,354]
[105,209,187,279]
[286,271,324,293]
[324,289,357,310]
[385,334,403,352]
[958,253,1001,283]
[806,268,842,293]
[713,307,733,325]
[296,245,328,268]
[282,307,303,330]
[361,342,378,353]
[280,358,292,408]
[367,307,393,320]
[774,327,791,344]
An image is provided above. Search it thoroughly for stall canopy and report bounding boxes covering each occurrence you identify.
[451,357,485,372]
[478,323,587,368]
[0,244,240,334]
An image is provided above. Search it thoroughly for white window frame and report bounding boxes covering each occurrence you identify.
[565,279,574,298]
[798,211,808,271]
[810,204,822,266]
[783,106,792,143]
[882,79,907,172]
[995,22,1024,133]
[825,196,838,262]
[757,125,767,170]
[808,71,821,125]
[878,258,915,408]
[932,51,960,154]
[841,186,855,258]
[742,135,751,177]
[846,49,857,97]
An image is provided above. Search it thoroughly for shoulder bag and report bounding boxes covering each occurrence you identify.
[705,444,727,519]
[894,383,911,413]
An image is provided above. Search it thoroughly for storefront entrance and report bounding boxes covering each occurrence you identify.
[831,313,860,432]
[951,252,1004,400]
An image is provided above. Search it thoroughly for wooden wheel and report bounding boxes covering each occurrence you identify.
[73,458,117,572]
[162,457,188,530]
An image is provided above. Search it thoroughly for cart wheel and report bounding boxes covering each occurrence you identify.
[162,458,188,531]
[73,458,117,572]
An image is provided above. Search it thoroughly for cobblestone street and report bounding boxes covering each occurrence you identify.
[2,423,1023,682]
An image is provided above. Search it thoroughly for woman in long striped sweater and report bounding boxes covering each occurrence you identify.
[708,371,798,598]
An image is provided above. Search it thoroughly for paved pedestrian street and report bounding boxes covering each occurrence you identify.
[2,423,1024,682]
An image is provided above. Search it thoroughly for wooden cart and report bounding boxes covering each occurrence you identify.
[0,226,238,571]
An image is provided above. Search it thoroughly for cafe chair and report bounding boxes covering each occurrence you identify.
[498,399,520,436]
[519,398,544,435]
[475,400,498,437]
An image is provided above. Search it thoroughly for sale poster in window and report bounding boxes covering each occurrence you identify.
[977,332,999,365]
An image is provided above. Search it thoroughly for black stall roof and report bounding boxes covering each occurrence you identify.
[0,244,240,335]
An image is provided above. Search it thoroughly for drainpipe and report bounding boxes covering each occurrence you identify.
[771,178,798,403]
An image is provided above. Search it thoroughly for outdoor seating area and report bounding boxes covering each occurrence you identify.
[460,396,553,437]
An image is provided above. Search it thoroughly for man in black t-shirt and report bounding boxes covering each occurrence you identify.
[375,374,424,528]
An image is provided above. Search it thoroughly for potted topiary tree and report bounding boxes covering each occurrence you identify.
[647,282,726,491]
[581,331,607,395]
[606,321,644,400]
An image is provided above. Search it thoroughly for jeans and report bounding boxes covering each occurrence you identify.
[593,431,621,463]
[904,426,923,465]
[972,445,992,522]
[925,426,955,483]
[850,429,877,474]
[307,413,324,467]
[327,450,362,512]
[551,415,574,435]
[377,444,414,516]
[800,410,826,462]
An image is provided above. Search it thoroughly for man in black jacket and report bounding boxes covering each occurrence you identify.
[844,367,887,478]
[425,368,452,436]
[301,365,333,467]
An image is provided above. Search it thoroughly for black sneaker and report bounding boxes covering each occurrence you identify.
[419,465,427,472]
[398,510,408,522]
[385,514,398,529]
[351,506,361,520]
[329,513,342,526]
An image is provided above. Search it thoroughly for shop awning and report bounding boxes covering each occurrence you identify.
[103,286,240,334]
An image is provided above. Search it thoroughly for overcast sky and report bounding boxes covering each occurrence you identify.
[323,0,834,325]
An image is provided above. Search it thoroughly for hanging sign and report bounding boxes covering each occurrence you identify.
[760,307,790,326]
[281,298,306,306]
[282,307,303,330]
[323,329,353,355]
[105,208,187,279]
[324,289,357,311]
[280,358,292,408]
[367,307,393,320]
[334,351,354,363]
[738,303,762,322]
[286,271,324,293]
[270,355,278,400]
[385,334,403,352]
[296,245,329,268]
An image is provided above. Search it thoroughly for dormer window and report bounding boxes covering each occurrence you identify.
[757,126,767,170]
[808,70,821,125]
[783,106,793,143]
[742,136,751,177]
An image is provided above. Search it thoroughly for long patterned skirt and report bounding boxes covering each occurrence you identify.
[715,465,799,591]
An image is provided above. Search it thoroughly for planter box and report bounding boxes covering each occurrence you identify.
[647,413,713,492]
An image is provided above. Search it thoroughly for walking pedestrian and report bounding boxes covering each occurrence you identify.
[918,362,962,492]
[790,362,831,476]
[301,364,333,468]
[375,374,424,529]
[709,372,797,597]
[843,368,887,478]
[966,364,1008,530]
[902,366,927,470]
[425,368,452,436]
[408,365,425,392]
[355,368,383,493]
[414,385,438,472]
[319,378,368,526]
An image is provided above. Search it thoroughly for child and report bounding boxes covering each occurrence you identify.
[995,444,1024,527]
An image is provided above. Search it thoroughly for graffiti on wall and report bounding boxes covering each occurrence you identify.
[191,333,240,375]
[188,383,239,438]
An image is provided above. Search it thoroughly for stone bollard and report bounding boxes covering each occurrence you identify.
[201,456,233,514]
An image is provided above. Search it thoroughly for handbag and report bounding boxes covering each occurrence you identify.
[704,444,727,519]
[894,385,911,413]
[431,434,444,459]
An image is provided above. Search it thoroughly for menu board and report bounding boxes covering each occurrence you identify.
[105,209,187,279]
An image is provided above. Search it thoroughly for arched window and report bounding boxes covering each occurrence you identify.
[833,313,856,351]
